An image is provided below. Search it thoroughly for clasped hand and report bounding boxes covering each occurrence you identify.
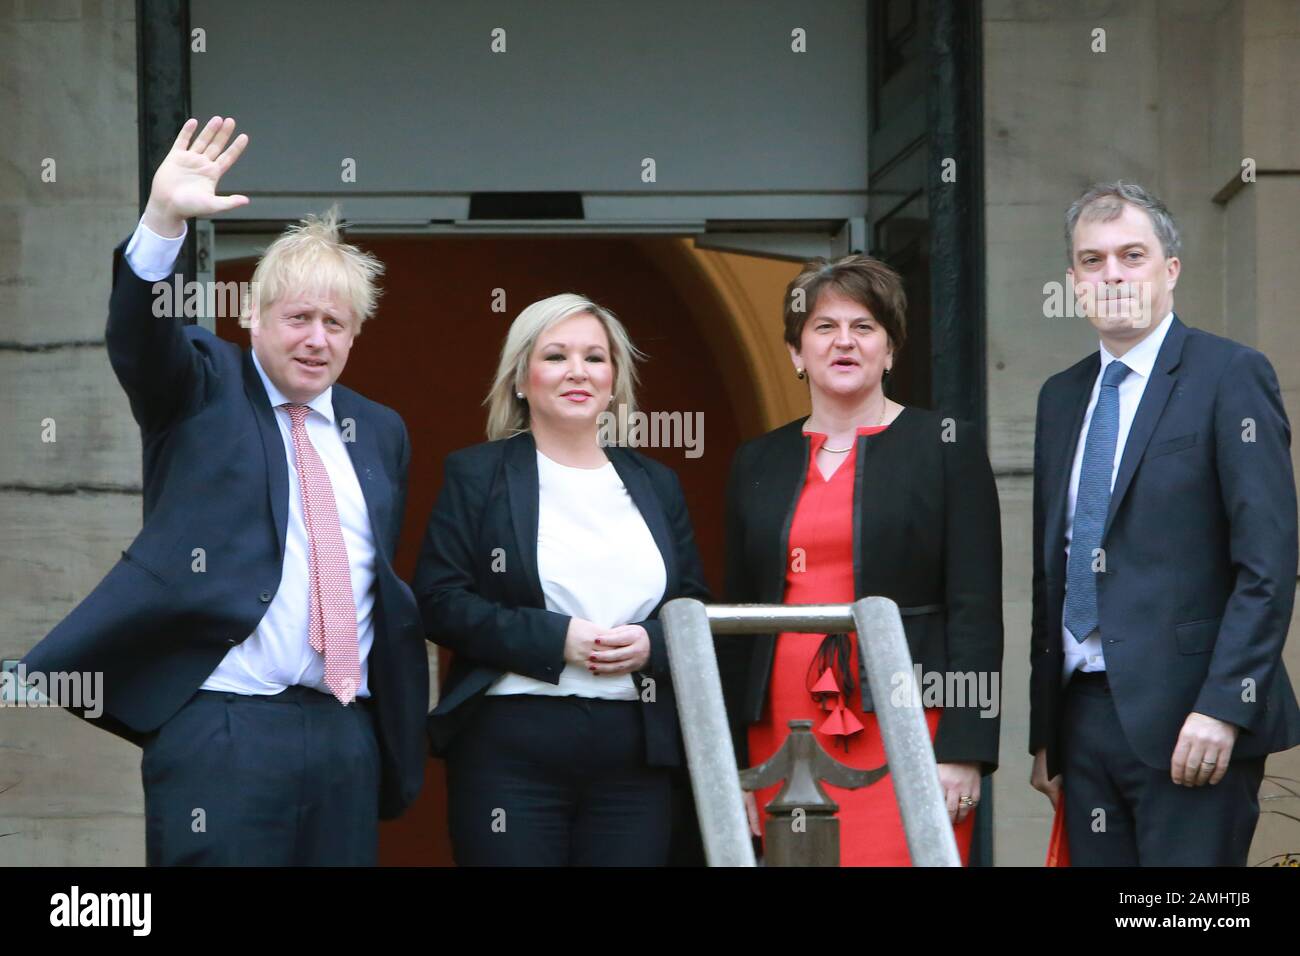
[563,618,650,676]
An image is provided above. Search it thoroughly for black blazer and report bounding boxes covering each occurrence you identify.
[719,407,1003,774]
[413,431,710,767]
[1031,315,1300,778]
[21,239,430,820]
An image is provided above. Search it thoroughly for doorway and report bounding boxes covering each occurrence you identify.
[218,233,794,863]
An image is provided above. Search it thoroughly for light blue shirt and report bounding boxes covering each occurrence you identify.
[1061,311,1174,681]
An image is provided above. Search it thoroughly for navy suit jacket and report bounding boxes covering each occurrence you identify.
[1030,314,1300,778]
[413,431,711,768]
[21,240,428,820]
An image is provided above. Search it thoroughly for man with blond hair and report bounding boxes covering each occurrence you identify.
[22,117,427,865]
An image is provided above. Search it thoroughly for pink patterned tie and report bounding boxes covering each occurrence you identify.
[283,403,360,705]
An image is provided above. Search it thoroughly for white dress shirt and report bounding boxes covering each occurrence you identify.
[1061,311,1174,681]
[487,450,667,700]
[124,216,188,279]
[124,217,378,698]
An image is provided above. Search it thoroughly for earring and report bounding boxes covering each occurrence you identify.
[883,367,892,383]
[516,391,524,400]
[796,367,805,380]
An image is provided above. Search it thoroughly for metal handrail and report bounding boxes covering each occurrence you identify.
[662,596,961,867]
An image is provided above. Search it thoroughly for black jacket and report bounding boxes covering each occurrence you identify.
[413,431,711,767]
[1031,315,1300,779]
[719,407,1003,774]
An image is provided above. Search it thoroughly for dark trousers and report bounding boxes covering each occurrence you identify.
[142,686,381,866]
[1062,672,1265,866]
[446,694,673,866]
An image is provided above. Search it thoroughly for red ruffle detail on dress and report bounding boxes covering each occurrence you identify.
[746,422,975,866]
[819,700,866,743]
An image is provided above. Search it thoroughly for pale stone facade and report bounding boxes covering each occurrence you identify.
[1,0,146,865]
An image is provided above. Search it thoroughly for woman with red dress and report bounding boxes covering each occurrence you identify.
[719,254,1003,866]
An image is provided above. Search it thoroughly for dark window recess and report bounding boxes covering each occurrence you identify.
[468,193,585,220]
[879,0,918,83]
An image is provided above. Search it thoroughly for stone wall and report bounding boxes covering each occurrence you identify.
[0,0,145,866]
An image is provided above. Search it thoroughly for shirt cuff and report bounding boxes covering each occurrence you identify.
[124,216,187,282]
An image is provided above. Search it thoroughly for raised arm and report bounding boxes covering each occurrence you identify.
[108,117,250,431]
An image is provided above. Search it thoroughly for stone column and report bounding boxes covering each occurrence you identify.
[0,0,145,866]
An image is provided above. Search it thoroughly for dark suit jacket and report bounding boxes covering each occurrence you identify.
[1030,314,1300,779]
[413,431,711,767]
[719,407,1004,774]
[21,240,429,820]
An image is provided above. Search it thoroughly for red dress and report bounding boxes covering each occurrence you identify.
[746,424,975,866]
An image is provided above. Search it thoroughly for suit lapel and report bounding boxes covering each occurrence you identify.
[242,351,289,557]
[1045,355,1099,572]
[852,418,892,595]
[504,433,547,606]
[764,422,811,602]
[332,386,392,555]
[1103,316,1187,538]
[608,448,677,594]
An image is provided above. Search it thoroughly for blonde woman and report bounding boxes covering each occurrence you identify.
[414,293,709,866]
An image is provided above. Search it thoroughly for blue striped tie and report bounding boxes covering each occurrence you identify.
[1064,360,1131,643]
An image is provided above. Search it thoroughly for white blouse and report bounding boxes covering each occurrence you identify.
[487,450,668,700]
